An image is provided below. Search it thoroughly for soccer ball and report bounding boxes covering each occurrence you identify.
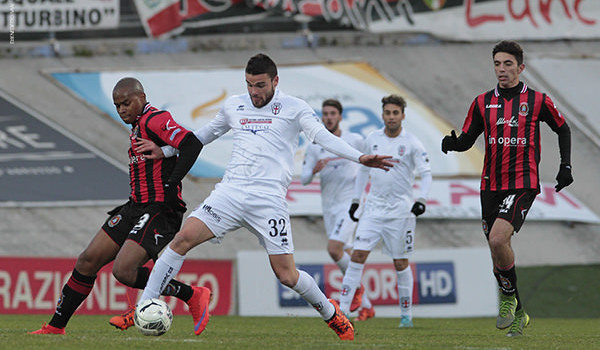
[134,298,173,336]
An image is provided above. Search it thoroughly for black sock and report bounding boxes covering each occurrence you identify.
[497,265,518,296]
[49,269,96,329]
[514,288,523,311]
[133,266,193,302]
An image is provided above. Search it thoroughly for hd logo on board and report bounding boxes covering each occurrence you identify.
[278,262,456,307]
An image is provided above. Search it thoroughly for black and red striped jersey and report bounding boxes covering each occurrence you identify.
[128,103,192,204]
[462,83,566,192]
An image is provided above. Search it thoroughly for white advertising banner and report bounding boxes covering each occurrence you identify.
[1,0,120,32]
[237,248,497,318]
[50,62,483,179]
[368,0,600,41]
[287,178,600,223]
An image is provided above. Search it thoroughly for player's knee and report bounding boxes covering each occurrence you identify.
[112,265,136,286]
[276,274,296,288]
[75,250,102,275]
[488,235,507,252]
[394,259,409,271]
[273,269,297,288]
[327,247,342,261]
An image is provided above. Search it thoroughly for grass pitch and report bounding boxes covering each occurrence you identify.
[6,314,599,350]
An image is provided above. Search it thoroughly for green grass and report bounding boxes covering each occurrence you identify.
[517,264,600,318]
[5,314,600,350]
[4,265,600,349]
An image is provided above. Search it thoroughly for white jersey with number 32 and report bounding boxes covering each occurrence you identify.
[194,89,324,197]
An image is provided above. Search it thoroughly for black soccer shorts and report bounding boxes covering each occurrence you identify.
[102,200,183,260]
[480,189,537,239]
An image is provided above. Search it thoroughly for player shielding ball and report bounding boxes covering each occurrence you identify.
[29,78,210,335]
[134,54,394,340]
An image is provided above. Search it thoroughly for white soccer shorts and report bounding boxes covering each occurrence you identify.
[353,216,416,259]
[323,204,357,249]
[188,183,294,255]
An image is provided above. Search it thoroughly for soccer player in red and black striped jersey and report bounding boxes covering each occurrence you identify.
[30,77,211,335]
[441,41,573,337]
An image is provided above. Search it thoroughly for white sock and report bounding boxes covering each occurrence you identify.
[291,270,335,320]
[397,266,413,318]
[335,252,351,274]
[339,261,364,314]
[138,247,185,304]
[361,292,372,309]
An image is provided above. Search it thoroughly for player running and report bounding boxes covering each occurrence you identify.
[300,98,374,321]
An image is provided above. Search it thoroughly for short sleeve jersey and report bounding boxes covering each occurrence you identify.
[194,89,324,197]
[461,83,566,192]
[128,104,192,204]
[302,132,365,211]
[362,128,431,218]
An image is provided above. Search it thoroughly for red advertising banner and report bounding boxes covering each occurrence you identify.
[0,257,233,315]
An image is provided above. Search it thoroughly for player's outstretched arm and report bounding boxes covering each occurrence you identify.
[359,154,395,171]
[441,130,477,154]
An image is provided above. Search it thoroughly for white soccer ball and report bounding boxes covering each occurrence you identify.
[134,298,173,336]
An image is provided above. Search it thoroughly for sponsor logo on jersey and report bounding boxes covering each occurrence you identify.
[239,118,272,134]
[271,102,282,115]
[487,135,526,146]
[129,154,146,164]
[496,116,519,127]
[236,104,245,111]
[486,104,502,109]
[519,102,529,116]
[108,214,122,227]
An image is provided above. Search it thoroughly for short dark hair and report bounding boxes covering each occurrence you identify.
[381,94,406,112]
[322,99,343,114]
[493,40,524,65]
[245,53,278,78]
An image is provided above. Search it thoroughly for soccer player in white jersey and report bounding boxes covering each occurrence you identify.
[301,99,374,322]
[339,94,432,328]
[134,54,394,340]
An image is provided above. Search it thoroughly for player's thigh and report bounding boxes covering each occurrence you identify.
[495,189,537,233]
[481,189,536,237]
[243,193,294,255]
[352,216,384,252]
[187,185,243,242]
[381,216,416,259]
[75,228,121,274]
